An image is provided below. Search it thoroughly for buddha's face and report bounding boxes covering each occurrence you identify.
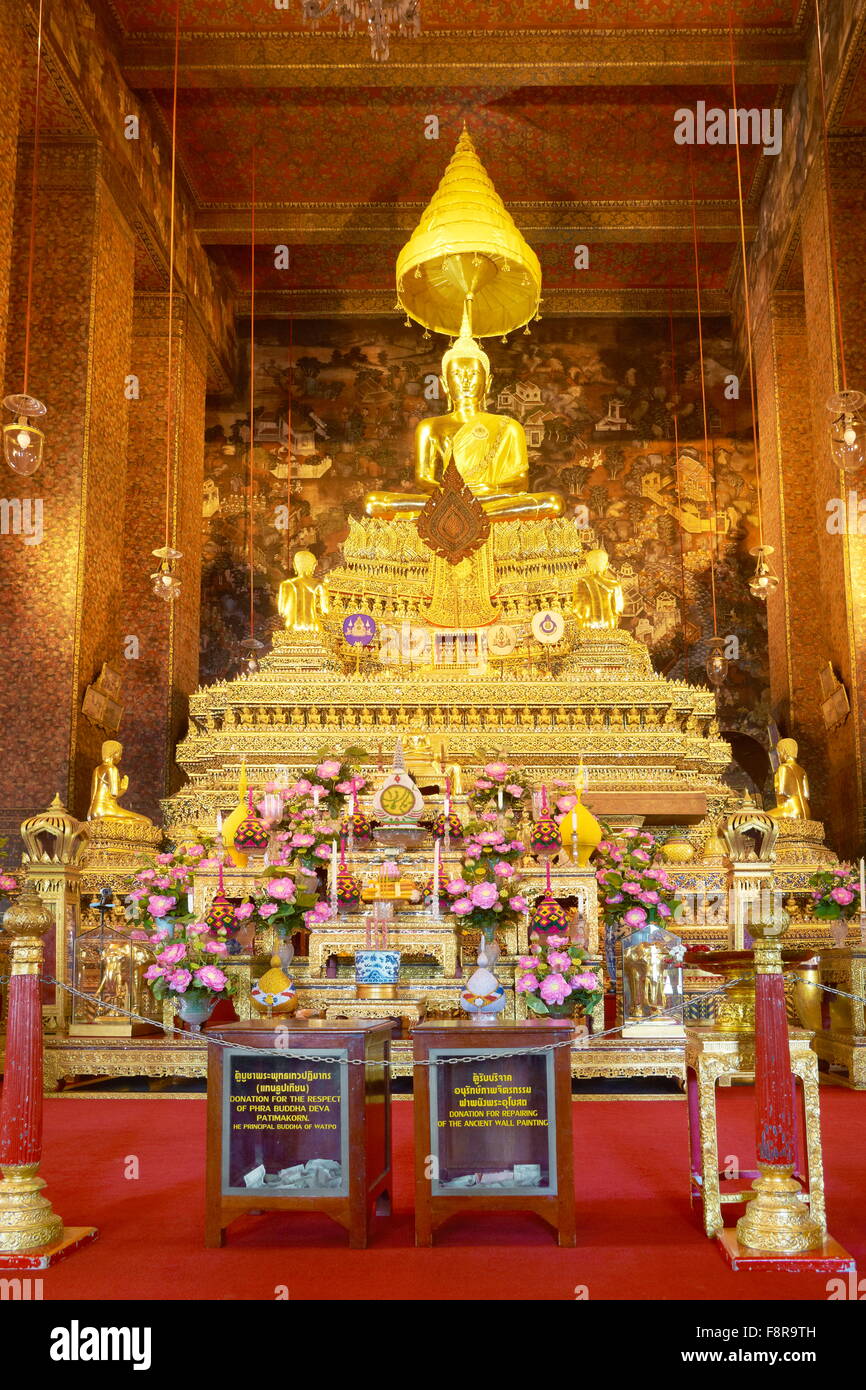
[444,356,488,407]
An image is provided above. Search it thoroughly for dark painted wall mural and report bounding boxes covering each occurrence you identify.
[201,314,768,734]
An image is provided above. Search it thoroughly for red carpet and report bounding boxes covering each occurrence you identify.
[26,1091,865,1301]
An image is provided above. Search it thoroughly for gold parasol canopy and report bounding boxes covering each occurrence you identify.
[396,126,541,340]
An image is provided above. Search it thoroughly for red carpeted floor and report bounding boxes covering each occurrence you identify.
[27,1090,864,1301]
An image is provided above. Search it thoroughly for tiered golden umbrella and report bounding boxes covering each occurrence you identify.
[396,126,541,340]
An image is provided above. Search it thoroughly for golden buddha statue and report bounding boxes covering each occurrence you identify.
[364,315,562,525]
[87,741,151,824]
[405,733,463,795]
[573,549,625,630]
[277,550,328,633]
[768,737,811,820]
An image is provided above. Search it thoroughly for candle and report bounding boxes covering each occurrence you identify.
[187,891,195,914]
[444,774,452,819]
[571,805,578,858]
[433,838,441,919]
[498,786,504,812]
[313,787,322,811]
[330,838,338,914]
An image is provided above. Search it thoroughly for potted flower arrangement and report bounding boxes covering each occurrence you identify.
[272,748,367,823]
[234,871,330,957]
[593,825,680,990]
[437,826,527,945]
[809,865,860,923]
[516,934,603,1021]
[0,867,20,901]
[140,920,236,1032]
[468,757,533,820]
[125,847,205,932]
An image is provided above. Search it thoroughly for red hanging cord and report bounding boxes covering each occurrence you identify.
[728,7,765,549]
[162,0,182,554]
[688,154,719,638]
[813,0,849,391]
[248,146,257,643]
[21,0,45,398]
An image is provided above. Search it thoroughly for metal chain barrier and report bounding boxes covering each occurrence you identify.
[20,971,756,1069]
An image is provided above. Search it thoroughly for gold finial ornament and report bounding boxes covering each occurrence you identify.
[20,794,89,866]
[395,127,541,339]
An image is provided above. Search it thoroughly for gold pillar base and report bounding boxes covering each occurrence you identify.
[0,1166,64,1254]
[736,1166,823,1255]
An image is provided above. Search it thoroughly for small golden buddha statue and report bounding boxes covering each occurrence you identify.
[87,741,151,824]
[277,550,328,633]
[364,313,562,524]
[572,549,625,631]
[405,733,463,794]
[768,737,811,820]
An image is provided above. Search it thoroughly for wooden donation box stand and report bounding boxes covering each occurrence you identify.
[205,1020,392,1249]
[412,1021,576,1246]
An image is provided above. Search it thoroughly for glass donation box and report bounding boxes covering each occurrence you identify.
[412,1020,576,1246]
[205,1019,393,1249]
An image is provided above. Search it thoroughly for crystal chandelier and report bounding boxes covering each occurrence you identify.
[301,1,421,61]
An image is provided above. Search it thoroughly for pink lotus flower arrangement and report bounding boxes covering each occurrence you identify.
[435,826,527,943]
[125,847,208,932]
[143,917,236,1011]
[274,746,368,822]
[0,869,20,899]
[468,758,533,820]
[594,826,679,934]
[516,934,603,1020]
[809,865,861,922]
[236,868,327,940]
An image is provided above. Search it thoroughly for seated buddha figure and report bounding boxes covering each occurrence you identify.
[364,325,563,523]
[87,741,152,824]
[277,550,328,634]
[572,549,625,631]
[767,737,811,820]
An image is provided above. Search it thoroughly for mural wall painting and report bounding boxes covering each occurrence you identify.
[201,314,766,737]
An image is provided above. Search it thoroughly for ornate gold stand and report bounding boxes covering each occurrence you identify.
[685,1027,825,1240]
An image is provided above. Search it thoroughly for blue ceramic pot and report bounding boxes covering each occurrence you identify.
[354,949,401,987]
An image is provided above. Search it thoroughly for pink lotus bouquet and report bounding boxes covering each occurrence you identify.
[594,825,679,933]
[125,848,207,932]
[809,865,861,921]
[516,934,603,1020]
[272,746,368,822]
[272,820,342,876]
[468,758,533,820]
[0,868,20,900]
[234,870,330,941]
[439,826,528,943]
[140,919,236,1009]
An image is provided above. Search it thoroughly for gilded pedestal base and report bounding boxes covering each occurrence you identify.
[685,1028,826,1240]
[735,1166,823,1254]
[0,1166,63,1253]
